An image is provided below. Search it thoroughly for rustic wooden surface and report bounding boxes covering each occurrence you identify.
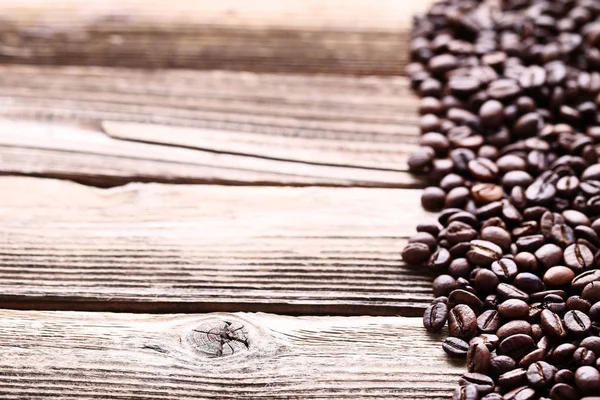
[0,176,434,316]
[0,310,463,400]
[0,0,429,75]
[0,0,464,398]
[0,65,421,187]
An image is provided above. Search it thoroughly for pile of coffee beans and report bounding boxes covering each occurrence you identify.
[402,0,600,398]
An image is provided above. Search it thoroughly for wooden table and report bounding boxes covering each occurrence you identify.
[0,1,464,398]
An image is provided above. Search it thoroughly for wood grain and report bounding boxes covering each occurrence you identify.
[0,65,423,187]
[0,310,462,399]
[0,0,432,75]
[0,176,436,316]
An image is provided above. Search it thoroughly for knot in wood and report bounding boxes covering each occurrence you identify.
[186,318,249,358]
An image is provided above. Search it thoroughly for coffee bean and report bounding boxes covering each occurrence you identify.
[550,224,576,248]
[497,283,530,302]
[498,368,527,389]
[467,240,503,267]
[490,355,517,377]
[423,301,448,332]
[449,304,477,339]
[549,383,578,400]
[408,146,436,173]
[517,234,545,253]
[467,340,491,373]
[527,361,555,389]
[471,183,503,204]
[541,309,568,338]
[564,310,591,335]
[555,369,575,385]
[498,334,535,360]
[443,337,469,358]
[566,296,591,314]
[401,242,431,265]
[573,347,596,367]
[445,186,471,209]
[433,275,458,297]
[526,179,557,206]
[504,386,537,400]
[421,187,446,212]
[497,320,532,341]
[535,243,564,268]
[575,366,600,394]
[468,158,499,182]
[408,232,437,252]
[477,310,501,333]
[441,174,467,192]
[582,282,600,303]
[572,270,600,292]
[544,266,576,287]
[514,272,545,294]
[472,269,499,295]
[448,289,484,314]
[498,299,530,320]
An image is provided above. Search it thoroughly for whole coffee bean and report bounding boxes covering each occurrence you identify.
[503,170,534,189]
[468,158,499,182]
[545,266,576,287]
[448,289,484,314]
[564,310,592,335]
[433,275,458,297]
[441,174,466,192]
[563,209,591,227]
[458,373,494,395]
[453,384,479,400]
[590,302,600,321]
[550,224,576,248]
[472,269,499,295]
[513,221,539,238]
[583,282,600,303]
[497,283,530,302]
[514,272,545,294]
[471,183,503,204]
[443,337,469,358]
[448,258,472,279]
[497,320,532,340]
[449,304,477,339]
[480,395,502,400]
[541,309,568,338]
[417,222,440,237]
[573,347,596,367]
[448,211,479,228]
[490,355,517,377]
[526,179,556,206]
[535,244,564,268]
[572,270,600,292]
[549,343,577,365]
[514,252,538,272]
[575,366,600,394]
[504,386,536,400]
[429,54,458,75]
[467,240,502,267]
[408,146,436,173]
[423,301,448,332]
[564,242,594,272]
[467,340,491,373]
[479,99,505,128]
[477,310,501,333]
[567,296,592,314]
[498,154,527,172]
[550,383,578,400]
[498,334,535,360]
[498,368,527,389]
[402,242,431,265]
[481,226,511,252]
[445,221,478,246]
[527,361,555,389]
[445,186,471,209]
[408,232,437,251]
[555,369,575,385]
[498,299,530,320]
[421,187,447,212]
[517,235,545,253]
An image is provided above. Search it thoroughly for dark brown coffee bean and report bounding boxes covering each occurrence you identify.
[445,221,478,246]
[514,252,538,273]
[549,343,577,365]
[567,296,592,314]
[468,158,499,182]
[408,232,437,252]
[498,333,535,361]
[408,146,436,173]
[441,174,467,192]
[490,355,517,377]
[449,304,477,339]
[535,244,564,268]
[416,222,440,237]
[541,309,568,339]
[527,361,555,389]
[443,337,469,358]
[445,186,471,209]
[498,368,527,389]
[573,347,596,367]
[477,309,501,333]
[574,366,600,394]
[563,210,591,227]
[564,310,592,335]
[429,54,458,75]
[543,294,567,314]
[556,176,580,197]
[555,369,575,385]
[544,266,576,287]
[582,282,600,303]
[514,272,545,294]
[479,99,505,129]
[467,339,491,373]
[402,242,431,265]
[565,242,596,272]
[497,320,532,341]
[423,301,448,332]
[458,372,494,395]
[498,299,530,320]
[453,384,479,400]
[526,179,557,206]
[550,224,576,248]
[433,275,458,298]
[498,154,527,173]
[467,240,502,267]
[503,170,534,189]
[504,386,537,400]
[572,270,600,292]
[549,383,578,400]
[471,183,503,204]
[448,289,484,315]
[472,269,500,295]
[447,211,479,228]
[517,234,545,253]
[488,79,522,101]
[497,283,530,302]
[421,187,446,212]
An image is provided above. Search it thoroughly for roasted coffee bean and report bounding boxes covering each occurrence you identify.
[440,174,467,192]
[468,158,499,182]
[443,337,469,358]
[471,183,503,204]
[423,301,448,332]
[449,304,477,339]
[497,283,530,302]
[408,232,437,252]
[498,368,527,389]
[544,266,576,287]
[498,154,527,173]
[580,337,600,355]
[564,242,594,272]
[467,340,491,373]
[514,272,545,294]
[527,361,555,389]
[433,275,458,298]
[498,334,535,361]
[526,179,556,206]
[582,282,600,303]
[566,296,592,314]
[572,270,600,292]
[416,222,440,237]
[549,383,578,400]
[574,366,600,394]
[497,320,532,341]
[408,146,436,173]
[490,355,517,377]
[477,310,501,333]
[421,187,447,212]
[517,235,545,253]
[445,221,478,246]
[573,347,596,367]
[498,299,530,320]
[401,242,431,265]
[514,252,538,273]
[535,244,564,268]
[472,269,499,295]
[466,240,502,267]
[448,289,484,314]
[541,309,568,338]
[564,310,592,335]
[445,186,471,209]
[504,386,536,400]
[555,369,575,385]
[550,224,576,248]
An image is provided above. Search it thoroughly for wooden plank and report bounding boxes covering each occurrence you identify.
[0,310,462,399]
[0,177,435,316]
[0,65,423,188]
[0,0,432,75]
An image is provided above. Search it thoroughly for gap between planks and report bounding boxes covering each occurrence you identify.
[0,65,425,188]
[0,176,435,316]
[0,0,433,75]
[0,309,462,399]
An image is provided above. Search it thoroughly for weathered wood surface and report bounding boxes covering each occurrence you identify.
[0,310,462,399]
[0,65,423,187]
[0,176,434,316]
[0,0,432,74]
